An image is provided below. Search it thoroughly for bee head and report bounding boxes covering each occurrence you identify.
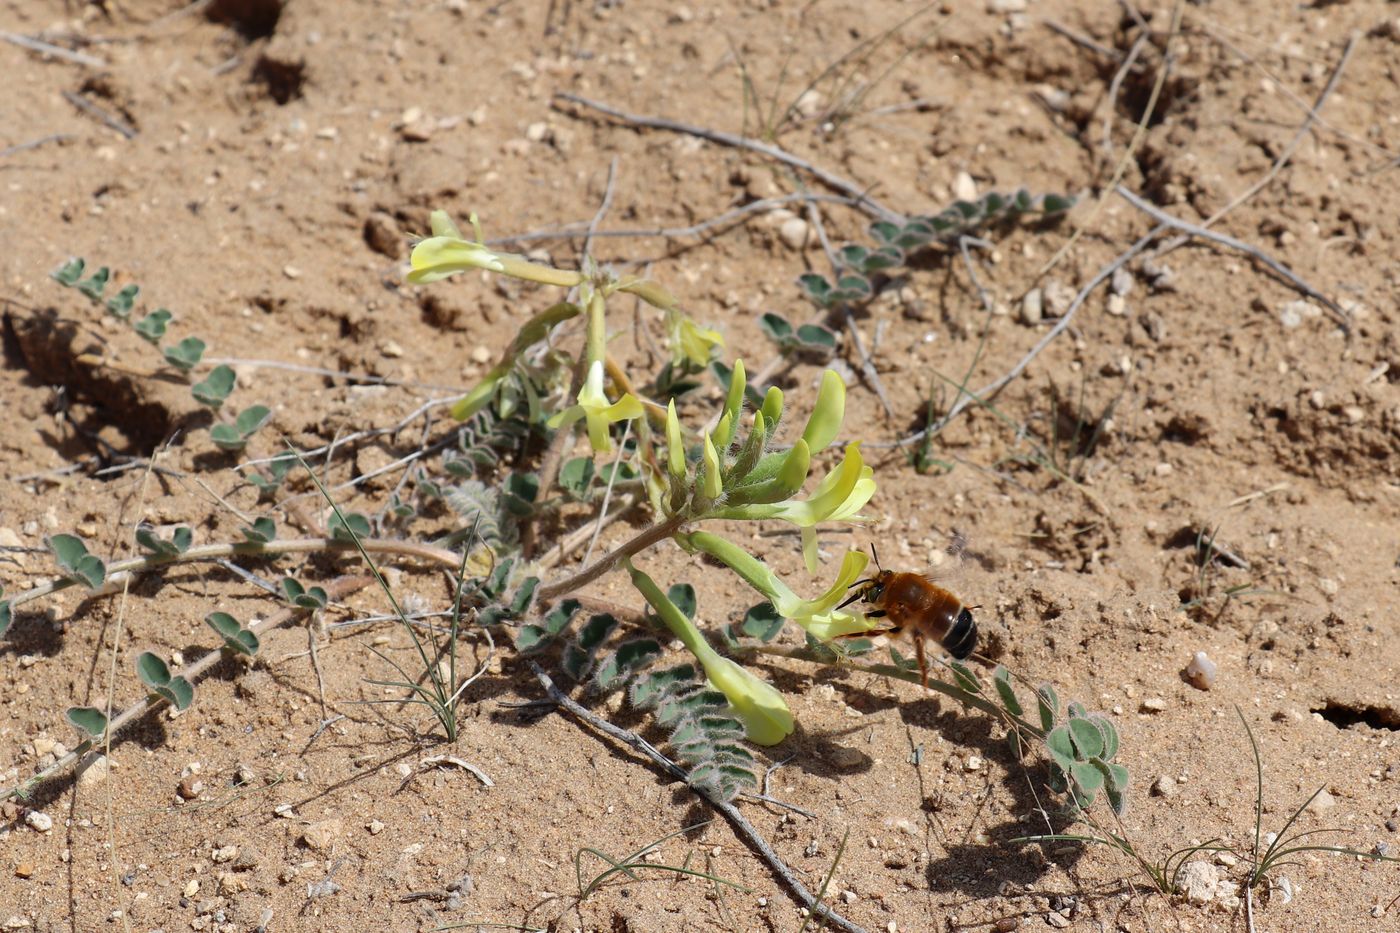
[837,569,893,610]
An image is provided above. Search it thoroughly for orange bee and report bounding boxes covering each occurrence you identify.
[836,547,979,688]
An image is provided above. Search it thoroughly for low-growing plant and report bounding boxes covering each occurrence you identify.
[49,256,271,453]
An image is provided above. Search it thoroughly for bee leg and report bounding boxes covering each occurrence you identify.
[914,636,930,692]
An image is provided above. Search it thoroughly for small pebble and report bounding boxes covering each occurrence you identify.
[778,216,811,251]
[1140,697,1168,713]
[952,170,978,201]
[211,845,238,864]
[1305,788,1336,815]
[24,811,53,832]
[177,776,204,800]
[1184,651,1217,690]
[183,879,200,898]
[964,756,984,772]
[1019,288,1043,325]
[1110,267,1135,297]
[300,817,343,852]
[367,820,385,835]
[14,863,33,879]
[1045,912,1070,929]
[1150,775,1177,797]
[1178,861,1220,905]
[1106,293,1127,316]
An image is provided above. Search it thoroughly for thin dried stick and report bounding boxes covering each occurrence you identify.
[554,93,903,223]
[1101,35,1148,159]
[1115,186,1350,329]
[0,133,74,158]
[1,30,106,67]
[61,90,137,139]
[529,663,869,933]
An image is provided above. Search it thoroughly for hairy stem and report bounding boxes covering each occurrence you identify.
[537,512,688,602]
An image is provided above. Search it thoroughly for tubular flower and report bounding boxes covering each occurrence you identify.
[713,442,876,572]
[626,560,794,746]
[408,211,583,288]
[667,308,725,369]
[546,360,644,453]
[681,532,879,642]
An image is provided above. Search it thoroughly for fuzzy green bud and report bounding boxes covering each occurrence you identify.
[801,370,846,454]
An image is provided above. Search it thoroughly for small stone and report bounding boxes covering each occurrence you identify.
[1215,851,1238,867]
[282,265,302,280]
[399,119,433,142]
[1178,861,1220,905]
[274,803,296,818]
[24,811,53,832]
[952,170,978,201]
[964,756,984,772]
[1150,775,1177,797]
[524,121,550,142]
[1043,279,1073,316]
[1305,788,1336,815]
[1106,293,1127,316]
[183,879,200,898]
[177,776,203,800]
[14,863,33,878]
[211,845,238,863]
[1140,697,1168,713]
[235,765,258,786]
[381,340,404,359]
[1153,462,1173,477]
[1019,289,1043,325]
[1318,578,1339,596]
[232,847,262,872]
[842,890,857,904]
[1279,299,1315,328]
[778,216,811,251]
[1045,912,1070,929]
[1184,651,1217,690]
[367,820,385,835]
[363,212,403,259]
[1342,406,1365,424]
[793,89,824,118]
[1110,267,1135,297]
[300,817,343,852]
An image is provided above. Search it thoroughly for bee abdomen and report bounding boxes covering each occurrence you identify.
[943,608,978,660]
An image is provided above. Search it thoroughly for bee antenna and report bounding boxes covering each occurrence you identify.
[870,543,883,572]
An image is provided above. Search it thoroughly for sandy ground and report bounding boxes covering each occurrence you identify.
[1,0,1398,931]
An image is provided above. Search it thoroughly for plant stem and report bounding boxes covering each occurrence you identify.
[3,574,373,802]
[6,538,462,611]
[537,513,688,602]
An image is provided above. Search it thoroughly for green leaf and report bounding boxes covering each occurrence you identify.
[1044,726,1076,774]
[1041,193,1075,215]
[502,472,539,517]
[242,517,276,544]
[794,324,836,350]
[666,583,697,621]
[191,365,236,409]
[1068,717,1105,760]
[1092,715,1120,761]
[135,523,190,557]
[328,511,371,541]
[992,666,1023,717]
[949,660,982,694]
[51,257,85,286]
[509,577,539,617]
[161,676,195,711]
[1037,684,1059,731]
[66,706,108,738]
[630,664,697,709]
[594,639,664,691]
[796,274,832,307]
[758,312,794,343]
[0,600,10,637]
[740,602,784,642]
[234,405,272,436]
[162,336,206,372]
[136,651,172,688]
[559,457,595,501]
[206,612,258,656]
[1070,761,1104,796]
[210,424,247,451]
[517,597,580,651]
[133,308,173,343]
[48,534,106,589]
[105,283,139,319]
[77,266,110,300]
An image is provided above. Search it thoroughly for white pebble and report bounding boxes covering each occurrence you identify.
[1185,651,1217,690]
